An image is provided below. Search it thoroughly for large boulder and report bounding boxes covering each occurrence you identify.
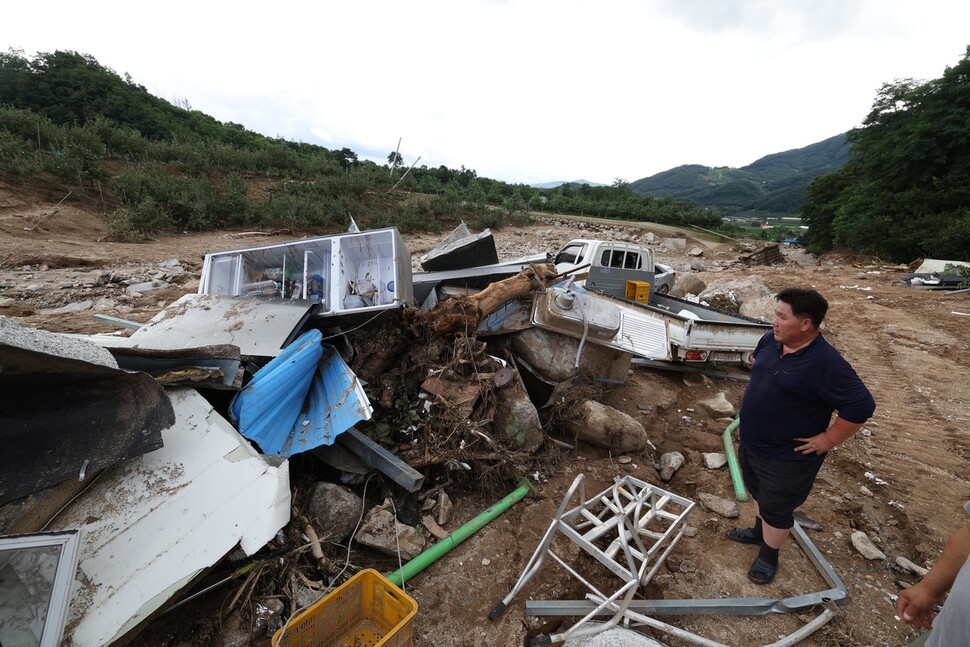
[493,367,544,452]
[698,277,772,316]
[562,400,649,453]
[512,328,631,384]
[306,482,364,543]
[672,274,707,299]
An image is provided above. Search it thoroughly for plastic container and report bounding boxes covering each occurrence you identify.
[272,569,417,647]
[243,280,280,297]
[624,279,651,304]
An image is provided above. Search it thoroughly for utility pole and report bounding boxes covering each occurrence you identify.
[392,156,422,190]
[389,137,402,178]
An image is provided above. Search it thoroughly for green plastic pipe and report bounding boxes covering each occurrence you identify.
[722,416,749,502]
[386,478,536,588]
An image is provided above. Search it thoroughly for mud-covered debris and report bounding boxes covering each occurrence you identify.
[696,392,737,418]
[355,498,426,560]
[697,493,740,518]
[703,452,727,469]
[659,451,685,481]
[422,515,449,540]
[851,531,886,560]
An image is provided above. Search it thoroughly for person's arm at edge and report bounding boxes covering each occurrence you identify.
[897,523,970,630]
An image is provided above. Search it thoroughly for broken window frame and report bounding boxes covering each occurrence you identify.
[0,530,81,647]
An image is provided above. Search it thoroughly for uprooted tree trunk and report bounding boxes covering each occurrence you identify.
[409,263,559,337]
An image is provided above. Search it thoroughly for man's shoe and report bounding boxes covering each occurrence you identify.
[747,556,776,585]
[726,528,760,545]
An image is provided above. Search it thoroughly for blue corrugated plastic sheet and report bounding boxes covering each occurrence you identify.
[231,329,373,457]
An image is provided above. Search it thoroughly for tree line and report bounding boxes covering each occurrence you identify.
[801,46,970,262]
[0,49,720,240]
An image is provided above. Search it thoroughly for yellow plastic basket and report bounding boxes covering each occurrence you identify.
[272,569,417,647]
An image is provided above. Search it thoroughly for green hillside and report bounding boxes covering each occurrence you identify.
[628,133,850,216]
[0,49,721,239]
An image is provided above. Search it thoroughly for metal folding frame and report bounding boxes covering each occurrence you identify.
[490,474,695,645]
[524,520,846,646]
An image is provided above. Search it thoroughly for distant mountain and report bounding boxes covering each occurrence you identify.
[628,133,850,216]
[532,179,607,189]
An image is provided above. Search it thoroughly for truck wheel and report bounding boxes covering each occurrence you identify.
[656,284,669,295]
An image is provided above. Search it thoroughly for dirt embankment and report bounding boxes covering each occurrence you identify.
[2,181,969,647]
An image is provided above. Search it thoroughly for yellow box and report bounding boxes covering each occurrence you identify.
[624,280,651,303]
[272,569,417,647]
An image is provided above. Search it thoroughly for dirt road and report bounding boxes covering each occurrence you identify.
[2,181,969,646]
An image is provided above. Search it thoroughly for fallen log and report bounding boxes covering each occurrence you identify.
[411,263,558,337]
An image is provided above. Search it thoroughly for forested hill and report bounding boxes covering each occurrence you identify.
[0,49,722,239]
[628,133,850,216]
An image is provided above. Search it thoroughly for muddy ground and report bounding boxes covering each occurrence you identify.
[1,180,969,647]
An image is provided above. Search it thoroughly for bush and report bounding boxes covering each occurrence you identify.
[107,198,172,240]
[473,208,505,230]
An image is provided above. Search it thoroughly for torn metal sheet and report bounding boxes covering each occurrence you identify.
[0,322,173,506]
[420,222,499,272]
[232,330,373,457]
[48,388,290,647]
[124,294,317,359]
[0,530,80,647]
[108,344,242,389]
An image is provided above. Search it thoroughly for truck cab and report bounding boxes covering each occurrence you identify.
[554,239,675,296]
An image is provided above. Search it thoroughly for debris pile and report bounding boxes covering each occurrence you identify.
[0,223,780,646]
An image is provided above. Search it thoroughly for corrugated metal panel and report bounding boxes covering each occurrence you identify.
[287,346,372,454]
[231,330,322,454]
[232,329,373,457]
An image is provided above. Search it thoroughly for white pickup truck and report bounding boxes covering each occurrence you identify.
[553,239,676,295]
[548,238,769,366]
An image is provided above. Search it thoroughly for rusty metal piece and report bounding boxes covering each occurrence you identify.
[493,366,514,387]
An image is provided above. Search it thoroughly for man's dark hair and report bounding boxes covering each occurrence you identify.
[776,288,828,329]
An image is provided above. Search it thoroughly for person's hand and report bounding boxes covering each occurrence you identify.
[897,582,940,630]
[794,432,835,455]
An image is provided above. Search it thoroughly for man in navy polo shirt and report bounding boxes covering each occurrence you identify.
[727,287,875,584]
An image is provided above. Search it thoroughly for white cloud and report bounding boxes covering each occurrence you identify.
[2,0,968,184]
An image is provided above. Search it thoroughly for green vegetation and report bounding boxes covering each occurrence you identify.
[801,46,970,262]
[0,49,720,240]
[628,134,850,217]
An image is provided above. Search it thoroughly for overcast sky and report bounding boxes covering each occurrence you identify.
[4,1,969,185]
